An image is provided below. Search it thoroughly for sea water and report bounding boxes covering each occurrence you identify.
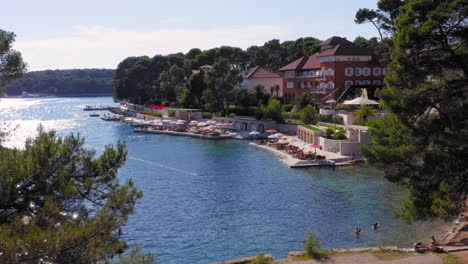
[0,97,446,263]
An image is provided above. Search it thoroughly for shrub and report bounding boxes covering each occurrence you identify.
[300,104,318,125]
[254,107,264,120]
[333,129,347,140]
[333,115,344,125]
[282,104,294,112]
[168,110,176,117]
[304,232,329,260]
[139,111,162,117]
[284,112,300,120]
[263,98,284,123]
[202,112,212,118]
[352,119,369,126]
[250,253,273,264]
[229,106,256,116]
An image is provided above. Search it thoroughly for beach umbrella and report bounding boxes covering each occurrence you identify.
[325,99,337,104]
[249,131,260,135]
[343,97,379,105]
[308,143,321,151]
[265,129,277,133]
[223,123,232,126]
[189,120,198,126]
[273,133,284,137]
[209,120,217,124]
[267,134,279,139]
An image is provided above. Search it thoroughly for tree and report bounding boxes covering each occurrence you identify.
[252,84,265,105]
[188,71,206,108]
[300,104,318,125]
[352,104,377,121]
[295,93,314,110]
[274,84,280,98]
[234,88,256,109]
[203,58,242,115]
[264,98,284,123]
[355,8,386,40]
[353,36,380,49]
[354,0,404,40]
[0,128,143,263]
[362,0,468,220]
[0,29,27,95]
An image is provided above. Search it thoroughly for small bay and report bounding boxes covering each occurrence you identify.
[0,97,446,264]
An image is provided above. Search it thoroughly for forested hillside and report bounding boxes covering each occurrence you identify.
[5,69,114,96]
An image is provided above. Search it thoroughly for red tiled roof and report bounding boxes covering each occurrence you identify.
[278,56,307,71]
[245,66,282,78]
[317,44,373,56]
[302,54,320,69]
[320,36,353,46]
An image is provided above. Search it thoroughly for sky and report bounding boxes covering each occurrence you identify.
[2,0,380,71]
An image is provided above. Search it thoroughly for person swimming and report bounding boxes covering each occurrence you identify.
[372,222,380,230]
[354,227,362,237]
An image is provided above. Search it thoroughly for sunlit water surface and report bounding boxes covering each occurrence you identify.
[0,98,447,263]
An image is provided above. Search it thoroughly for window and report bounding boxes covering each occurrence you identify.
[355,67,362,76]
[286,82,294,88]
[362,80,371,85]
[327,82,334,89]
[285,71,295,78]
[363,67,371,76]
[355,80,361,85]
[373,67,381,76]
[373,80,381,85]
[345,80,353,87]
[345,67,354,76]
[382,68,389,75]
[327,68,335,76]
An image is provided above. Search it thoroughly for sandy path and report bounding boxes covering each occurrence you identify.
[282,253,442,264]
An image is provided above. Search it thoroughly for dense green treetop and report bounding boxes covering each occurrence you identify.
[0,128,143,263]
[202,58,242,115]
[0,29,27,95]
[361,0,468,221]
[6,69,114,96]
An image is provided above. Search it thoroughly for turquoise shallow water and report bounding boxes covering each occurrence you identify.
[0,97,446,263]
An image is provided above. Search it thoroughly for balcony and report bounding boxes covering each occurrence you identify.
[311,89,326,94]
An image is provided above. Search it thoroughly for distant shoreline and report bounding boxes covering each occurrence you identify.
[2,93,113,98]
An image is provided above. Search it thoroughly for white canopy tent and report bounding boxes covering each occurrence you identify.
[343,97,379,105]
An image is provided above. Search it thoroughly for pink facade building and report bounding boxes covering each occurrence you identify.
[241,66,283,97]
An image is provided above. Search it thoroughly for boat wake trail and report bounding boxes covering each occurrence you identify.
[128,156,199,176]
[85,144,199,176]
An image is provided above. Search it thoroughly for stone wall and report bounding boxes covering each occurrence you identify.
[277,124,298,135]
